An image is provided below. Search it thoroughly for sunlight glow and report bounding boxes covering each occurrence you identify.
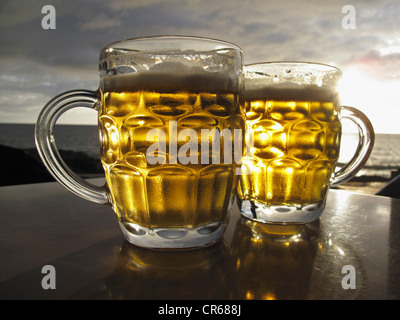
[378,45,400,56]
[338,68,400,134]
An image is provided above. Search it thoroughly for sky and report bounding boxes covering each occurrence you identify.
[0,0,399,133]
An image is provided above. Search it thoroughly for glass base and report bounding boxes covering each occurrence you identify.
[238,199,325,224]
[118,220,226,250]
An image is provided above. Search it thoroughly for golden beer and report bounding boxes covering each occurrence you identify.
[238,86,341,217]
[35,36,245,249]
[99,72,244,230]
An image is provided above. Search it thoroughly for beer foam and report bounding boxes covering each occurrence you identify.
[245,82,338,102]
[101,69,237,93]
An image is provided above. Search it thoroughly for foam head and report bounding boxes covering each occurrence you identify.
[244,62,341,102]
[101,68,237,94]
[245,81,338,102]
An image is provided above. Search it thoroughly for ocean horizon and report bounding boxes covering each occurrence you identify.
[0,123,399,181]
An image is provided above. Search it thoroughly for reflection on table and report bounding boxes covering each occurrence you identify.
[104,240,231,300]
[230,218,319,300]
[0,180,399,299]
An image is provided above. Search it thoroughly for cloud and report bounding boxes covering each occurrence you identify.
[0,0,42,26]
[80,13,122,31]
[347,50,400,81]
[0,0,399,131]
[0,54,98,123]
[2,0,396,66]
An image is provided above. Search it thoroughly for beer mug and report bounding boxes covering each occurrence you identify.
[35,36,244,249]
[238,62,374,224]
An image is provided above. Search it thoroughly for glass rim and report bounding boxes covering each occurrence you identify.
[101,35,243,53]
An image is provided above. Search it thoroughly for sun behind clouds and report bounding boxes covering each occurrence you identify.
[338,67,400,134]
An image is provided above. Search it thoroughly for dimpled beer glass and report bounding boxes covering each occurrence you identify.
[238,62,374,224]
[35,36,244,249]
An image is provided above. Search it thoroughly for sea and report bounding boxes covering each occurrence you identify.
[0,123,399,181]
[0,123,101,160]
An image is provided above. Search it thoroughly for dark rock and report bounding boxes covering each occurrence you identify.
[0,145,54,186]
[0,145,103,186]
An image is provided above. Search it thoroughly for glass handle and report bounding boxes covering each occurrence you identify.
[35,90,109,204]
[331,106,375,186]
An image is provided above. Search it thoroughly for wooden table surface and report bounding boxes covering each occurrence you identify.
[0,179,399,300]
